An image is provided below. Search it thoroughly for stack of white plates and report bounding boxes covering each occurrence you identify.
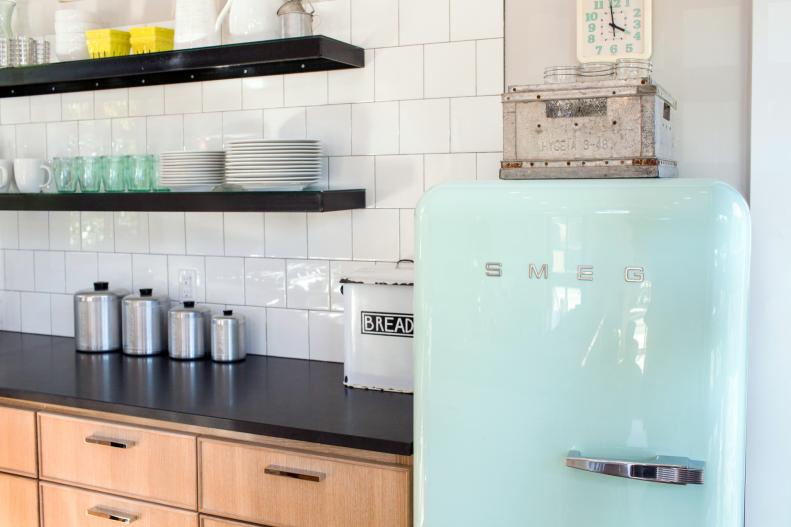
[160,151,225,192]
[224,140,322,191]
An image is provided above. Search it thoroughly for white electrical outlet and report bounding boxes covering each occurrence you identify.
[178,269,198,300]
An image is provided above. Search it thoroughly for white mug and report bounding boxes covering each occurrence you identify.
[14,159,52,194]
[0,159,12,192]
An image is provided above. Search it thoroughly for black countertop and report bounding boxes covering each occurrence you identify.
[0,332,413,455]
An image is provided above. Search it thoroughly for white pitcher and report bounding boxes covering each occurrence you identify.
[174,0,222,50]
[215,0,282,44]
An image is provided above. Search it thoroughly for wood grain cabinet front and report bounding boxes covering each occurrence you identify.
[40,482,198,527]
[38,413,198,509]
[0,405,37,477]
[201,516,264,527]
[199,438,411,527]
[0,472,38,527]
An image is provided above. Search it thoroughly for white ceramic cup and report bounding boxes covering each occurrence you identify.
[0,159,12,192]
[14,159,52,194]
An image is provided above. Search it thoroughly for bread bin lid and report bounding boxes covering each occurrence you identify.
[75,281,125,301]
[340,262,414,287]
[277,0,313,15]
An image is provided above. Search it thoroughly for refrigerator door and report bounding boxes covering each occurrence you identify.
[414,180,750,527]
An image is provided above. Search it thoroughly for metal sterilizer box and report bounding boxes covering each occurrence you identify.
[501,78,677,179]
[414,179,750,526]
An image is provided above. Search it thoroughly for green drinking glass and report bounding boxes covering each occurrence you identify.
[103,156,129,193]
[52,157,78,193]
[127,155,154,192]
[77,156,106,193]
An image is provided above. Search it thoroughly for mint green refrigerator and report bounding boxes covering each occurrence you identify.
[414,180,750,526]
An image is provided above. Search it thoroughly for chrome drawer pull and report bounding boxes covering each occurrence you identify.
[566,450,704,485]
[87,506,138,524]
[265,464,326,482]
[85,435,136,449]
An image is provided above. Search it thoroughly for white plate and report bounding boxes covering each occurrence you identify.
[225,164,321,169]
[228,139,319,144]
[161,185,219,192]
[161,150,225,156]
[225,171,321,176]
[226,147,322,152]
[225,177,320,182]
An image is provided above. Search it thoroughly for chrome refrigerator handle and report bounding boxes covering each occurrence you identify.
[565,450,704,485]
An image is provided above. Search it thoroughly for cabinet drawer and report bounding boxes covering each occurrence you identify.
[41,482,198,527]
[0,472,38,527]
[0,405,37,476]
[201,517,262,527]
[199,439,410,527]
[38,413,197,509]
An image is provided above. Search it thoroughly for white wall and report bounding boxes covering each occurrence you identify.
[0,0,505,361]
[746,1,791,524]
[504,0,752,197]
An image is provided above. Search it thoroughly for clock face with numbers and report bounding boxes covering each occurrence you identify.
[577,0,652,63]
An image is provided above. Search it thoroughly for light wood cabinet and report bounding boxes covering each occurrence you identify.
[38,413,197,509]
[0,405,37,477]
[40,482,198,527]
[199,438,411,527]
[0,472,38,527]
[0,400,410,527]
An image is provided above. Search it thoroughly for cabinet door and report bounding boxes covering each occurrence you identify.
[0,405,37,476]
[199,438,411,527]
[38,413,197,509]
[0,473,38,527]
[41,482,198,527]
[201,516,263,527]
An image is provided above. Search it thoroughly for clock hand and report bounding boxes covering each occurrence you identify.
[609,0,617,38]
[608,22,627,32]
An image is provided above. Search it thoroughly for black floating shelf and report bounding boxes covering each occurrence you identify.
[0,36,364,98]
[0,190,365,212]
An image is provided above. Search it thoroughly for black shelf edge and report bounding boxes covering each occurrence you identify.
[0,190,366,212]
[0,36,364,98]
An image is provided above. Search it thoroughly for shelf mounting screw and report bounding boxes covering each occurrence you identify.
[301,63,306,69]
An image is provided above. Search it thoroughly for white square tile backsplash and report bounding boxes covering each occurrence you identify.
[0,5,503,362]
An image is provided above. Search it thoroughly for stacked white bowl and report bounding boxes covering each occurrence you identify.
[54,9,99,61]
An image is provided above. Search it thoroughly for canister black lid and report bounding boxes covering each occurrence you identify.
[94,281,109,291]
[139,288,153,297]
[183,301,195,308]
[223,310,233,316]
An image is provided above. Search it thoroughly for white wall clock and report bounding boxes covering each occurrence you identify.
[577,0,652,62]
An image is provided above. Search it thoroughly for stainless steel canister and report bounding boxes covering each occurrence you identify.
[122,288,169,356]
[278,0,314,38]
[168,301,209,360]
[74,282,123,352]
[211,310,246,362]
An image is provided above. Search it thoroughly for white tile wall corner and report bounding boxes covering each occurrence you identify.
[19,211,50,250]
[205,256,245,304]
[224,213,265,257]
[185,212,224,256]
[425,42,477,98]
[450,0,504,41]
[98,253,133,292]
[34,251,66,293]
[65,252,98,294]
[21,292,51,335]
[375,46,424,102]
[30,95,62,123]
[375,155,424,208]
[50,294,74,337]
[148,212,186,254]
[267,307,309,359]
[129,86,165,117]
[0,291,20,331]
[309,311,345,362]
[243,76,285,110]
[400,0,450,45]
[245,258,286,307]
[400,99,450,154]
[0,4,504,363]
